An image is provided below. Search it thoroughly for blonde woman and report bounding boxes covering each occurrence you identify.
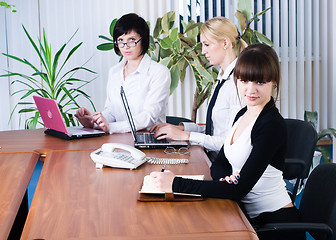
[151,17,247,161]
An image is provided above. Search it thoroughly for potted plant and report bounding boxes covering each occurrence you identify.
[304,111,336,164]
[0,25,97,129]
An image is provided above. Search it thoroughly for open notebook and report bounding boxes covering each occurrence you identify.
[33,96,105,140]
[120,86,188,149]
[138,174,204,201]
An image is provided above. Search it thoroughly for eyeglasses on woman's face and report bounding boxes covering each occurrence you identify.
[164,146,190,155]
[115,37,142,48]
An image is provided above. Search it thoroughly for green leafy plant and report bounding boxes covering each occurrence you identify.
[235,0,273,47]
[97,1,272,122]
[97,12,214,122]
[0,1,16,12]
[149,11,217,122]
[304,111,336,163]
[0,25,97,129]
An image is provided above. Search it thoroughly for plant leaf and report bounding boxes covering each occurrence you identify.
[160,56,172,67]
[98,35,113,42]
[29,111,40,129]
[237,0,253,20]
[173,38,182,53]
[169,28,178,42]
[161,11,175,34]
[304,111,318,129]
[97,43,114,51]
[153,17,163,38]
[235,10,247,32]
[184,22,202,34]
[316,147,332,163]
[169,64,180,95]
[109,18,118,37]
[22,25,48,72]
[255,31,273,46]
[318,128,336,141]
[159,37,173,49]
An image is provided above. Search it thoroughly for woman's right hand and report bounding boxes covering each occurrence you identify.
[75,107,94,128]
[150,123,188,141]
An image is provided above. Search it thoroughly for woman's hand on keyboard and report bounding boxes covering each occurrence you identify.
[92,112,110,134]
[150,123,189,141]
[75,107,94,128]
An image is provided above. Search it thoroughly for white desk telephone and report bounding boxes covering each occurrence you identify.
[90,143,147,170]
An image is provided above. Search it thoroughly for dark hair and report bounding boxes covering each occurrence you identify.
[113,13,149,56]
[234,43,281,101]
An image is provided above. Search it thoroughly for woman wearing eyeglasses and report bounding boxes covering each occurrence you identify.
[150,17,246,161]
[75,13,170,134]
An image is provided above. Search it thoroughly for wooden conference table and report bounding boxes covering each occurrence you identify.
[0,152,38,240]
[0,129,258,240]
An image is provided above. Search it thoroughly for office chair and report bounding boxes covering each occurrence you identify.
[256,163,336,240]
[166,116,193,126]
[283,119,317,203]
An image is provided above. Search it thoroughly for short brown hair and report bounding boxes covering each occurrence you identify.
[113,13,149,56]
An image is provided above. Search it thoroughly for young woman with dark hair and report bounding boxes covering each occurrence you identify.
[75,13,170,134]
[150,44,305,240]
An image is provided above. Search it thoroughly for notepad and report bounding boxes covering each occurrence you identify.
[138,175,204,201]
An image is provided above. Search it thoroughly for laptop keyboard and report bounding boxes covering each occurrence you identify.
[67,128,86,135]
[137,133,168,144]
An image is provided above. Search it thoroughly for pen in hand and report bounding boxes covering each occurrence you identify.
[161,164,166,172]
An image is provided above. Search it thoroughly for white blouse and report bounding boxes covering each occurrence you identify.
[102,54,171,134]
[224,116,292,218]
[183,59,244,152]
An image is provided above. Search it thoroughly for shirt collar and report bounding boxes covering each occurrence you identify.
[136,54,151,75]
[117,54,151,75]
[218,58,237,80]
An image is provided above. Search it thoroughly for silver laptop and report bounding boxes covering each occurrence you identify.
[120,86,188,149]
[33,96,105,140]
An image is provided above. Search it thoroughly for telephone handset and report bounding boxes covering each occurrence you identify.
[90,143,147,170]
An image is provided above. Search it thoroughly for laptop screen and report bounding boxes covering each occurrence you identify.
[33,95,70,134]
[120,86,138,141]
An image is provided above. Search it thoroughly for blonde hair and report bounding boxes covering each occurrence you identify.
[201,16,247,56]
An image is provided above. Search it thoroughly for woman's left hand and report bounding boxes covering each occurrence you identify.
[92,112,110,133]
[150,170,175,192]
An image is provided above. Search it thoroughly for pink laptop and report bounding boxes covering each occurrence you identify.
[33,96,105,140]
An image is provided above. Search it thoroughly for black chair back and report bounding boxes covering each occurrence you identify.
[256,163,335,240]
[283,119,318,202]
[166,116,193,126]
[300,163,336,240]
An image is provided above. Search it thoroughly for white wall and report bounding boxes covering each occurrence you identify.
[0,0,335,132]
[0,7,11,130]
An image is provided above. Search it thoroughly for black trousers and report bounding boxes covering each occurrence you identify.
[250,206,306,240]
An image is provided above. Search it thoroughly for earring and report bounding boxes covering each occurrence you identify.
[273,85,277,89]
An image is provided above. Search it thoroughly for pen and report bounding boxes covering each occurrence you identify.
[161,164,166,172]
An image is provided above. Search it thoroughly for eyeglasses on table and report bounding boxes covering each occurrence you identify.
[164,146,190,155]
